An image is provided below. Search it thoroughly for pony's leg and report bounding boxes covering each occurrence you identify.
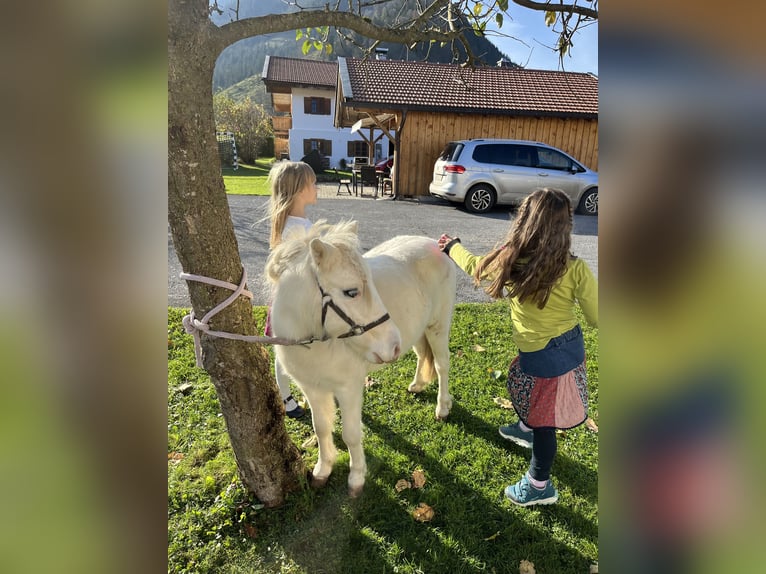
[426,326,453,419]
[407,336,431,393]
[302,388,337,488]
[335,385,366,498]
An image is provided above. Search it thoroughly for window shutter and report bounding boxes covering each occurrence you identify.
[323,98,331,115]
[303,140,311,155]
[304,97,311,114]
[347,141,354,156]
[324,140,332,155]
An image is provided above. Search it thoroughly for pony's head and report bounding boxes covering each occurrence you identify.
[266,221,402,364]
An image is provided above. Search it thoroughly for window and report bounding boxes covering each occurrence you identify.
[347,141,369,158]
[439,142,464,161]
[303,97,331,115]
[536,148,572,171]
[303,139,332,155]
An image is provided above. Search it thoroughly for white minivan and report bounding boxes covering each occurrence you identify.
[429,139,598,215]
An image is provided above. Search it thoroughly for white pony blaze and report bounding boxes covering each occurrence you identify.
[265,221,457,497]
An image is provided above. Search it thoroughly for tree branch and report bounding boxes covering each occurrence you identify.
[511,0,597,20]
[215,1,461,51]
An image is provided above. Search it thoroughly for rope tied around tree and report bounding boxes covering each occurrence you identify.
[180,268,322,368]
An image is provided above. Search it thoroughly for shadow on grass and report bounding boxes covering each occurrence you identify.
[276,413,596,574]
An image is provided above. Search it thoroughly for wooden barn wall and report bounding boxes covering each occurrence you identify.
[397,111,598,197]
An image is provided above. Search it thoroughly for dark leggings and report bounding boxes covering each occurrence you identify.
[529,428,558,482]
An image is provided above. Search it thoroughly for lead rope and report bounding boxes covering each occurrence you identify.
[180,268,321,368]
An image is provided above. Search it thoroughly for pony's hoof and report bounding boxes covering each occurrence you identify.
[310,475,329,489]
[348,484,364,498]
[408,381,426,393]
[435,408,451,420]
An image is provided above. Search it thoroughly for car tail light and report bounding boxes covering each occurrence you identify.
[444,164,465,174]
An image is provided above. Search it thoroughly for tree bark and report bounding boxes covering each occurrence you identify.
[168,0,304,507]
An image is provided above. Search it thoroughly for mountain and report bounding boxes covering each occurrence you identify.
[211,1,515,92]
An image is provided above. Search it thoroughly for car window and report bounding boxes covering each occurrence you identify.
[439,142,464,161]
[536,148,572,171]
[472,144,538,167]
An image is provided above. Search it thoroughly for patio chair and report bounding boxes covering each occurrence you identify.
[359,165,379,197]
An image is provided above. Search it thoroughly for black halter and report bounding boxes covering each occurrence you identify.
[318,284,391,340]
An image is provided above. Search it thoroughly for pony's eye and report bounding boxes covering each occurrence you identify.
[343,288,360,299]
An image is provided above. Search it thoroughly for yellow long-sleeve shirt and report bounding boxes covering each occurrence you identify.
[449,242,598,352]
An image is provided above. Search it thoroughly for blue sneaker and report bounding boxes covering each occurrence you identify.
[498,422,533,448]
[504,475,559,507]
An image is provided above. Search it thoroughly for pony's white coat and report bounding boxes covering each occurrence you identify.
[266,222,456,496]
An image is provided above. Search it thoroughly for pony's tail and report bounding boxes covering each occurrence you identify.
[419,339,436,383]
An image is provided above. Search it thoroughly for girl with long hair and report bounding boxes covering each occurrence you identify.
[439,188,598,506]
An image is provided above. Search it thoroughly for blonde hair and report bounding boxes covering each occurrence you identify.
[474,188,573,307]
[267,161,316,248]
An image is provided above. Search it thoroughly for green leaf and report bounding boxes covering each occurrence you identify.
[325,43,333,55]
[295,29,303,40]
[313,40,322,51]
[495,13,503,28]
[497,0,508,10]
[545,10,557,27]
[473,2,483,17]
[302,39,311,55]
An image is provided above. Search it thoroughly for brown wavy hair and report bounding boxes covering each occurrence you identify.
[474,188,574,307]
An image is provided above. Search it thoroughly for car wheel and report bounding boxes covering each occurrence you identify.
[577,187,598,215]
[464,185,496,214]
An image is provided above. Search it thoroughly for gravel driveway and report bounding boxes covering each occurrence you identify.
[168,184,598,307]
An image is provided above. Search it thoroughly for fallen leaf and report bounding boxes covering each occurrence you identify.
[556,429,567,437]
[364,376,378,388]
[519,559,536,574]
[395,479,411,492]
[585,417,599,433]
[167,338,174,349]
[474,344,486,352]
[589,564,598,574]
[493,397,514,410]
[176,382,193,395]
[301,434,318,449]
[483,531,501,541]
[491,369,504,380]
[455,349,465,358]
[412,469,426,489]
[243,523,258,539]
[168,452,184,463]
[472,331,479,336]
[412,502,435,522]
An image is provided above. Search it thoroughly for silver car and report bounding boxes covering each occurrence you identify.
[429,139,598,215]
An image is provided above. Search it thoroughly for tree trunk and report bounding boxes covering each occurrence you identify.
[168,0,304,507]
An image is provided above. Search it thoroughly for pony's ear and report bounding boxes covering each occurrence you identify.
[347,221,358,235]
[309,238,336,267]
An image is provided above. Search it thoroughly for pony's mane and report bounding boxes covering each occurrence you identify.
[265,219,362,284]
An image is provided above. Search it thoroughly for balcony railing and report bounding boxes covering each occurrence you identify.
[271,115,292,133]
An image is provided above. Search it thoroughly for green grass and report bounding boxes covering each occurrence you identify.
[222,158,274,195]
[168,303,598,573]
[222,159,353,195]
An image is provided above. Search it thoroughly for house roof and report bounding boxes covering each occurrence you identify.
[262,56,337,91]
[338,57,598,118]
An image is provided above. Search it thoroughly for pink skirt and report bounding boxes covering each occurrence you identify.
[506,355,589,429]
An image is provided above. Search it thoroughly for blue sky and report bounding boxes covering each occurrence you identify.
[487,9,598,74]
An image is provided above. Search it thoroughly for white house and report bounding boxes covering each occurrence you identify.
[262,55,392,168]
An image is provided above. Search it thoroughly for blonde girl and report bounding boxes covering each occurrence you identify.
[266,161,318,418]
[439,188,597,506]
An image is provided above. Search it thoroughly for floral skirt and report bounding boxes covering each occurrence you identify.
[507,355,589,429]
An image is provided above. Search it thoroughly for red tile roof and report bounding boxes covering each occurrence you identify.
[339,58,598,117]
[262,56,337,89]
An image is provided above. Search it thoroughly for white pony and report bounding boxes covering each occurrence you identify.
[265,221,456,496]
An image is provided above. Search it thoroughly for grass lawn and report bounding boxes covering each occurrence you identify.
[168,303,598,573]
[222,159,274,195]
[222,158,353,196]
